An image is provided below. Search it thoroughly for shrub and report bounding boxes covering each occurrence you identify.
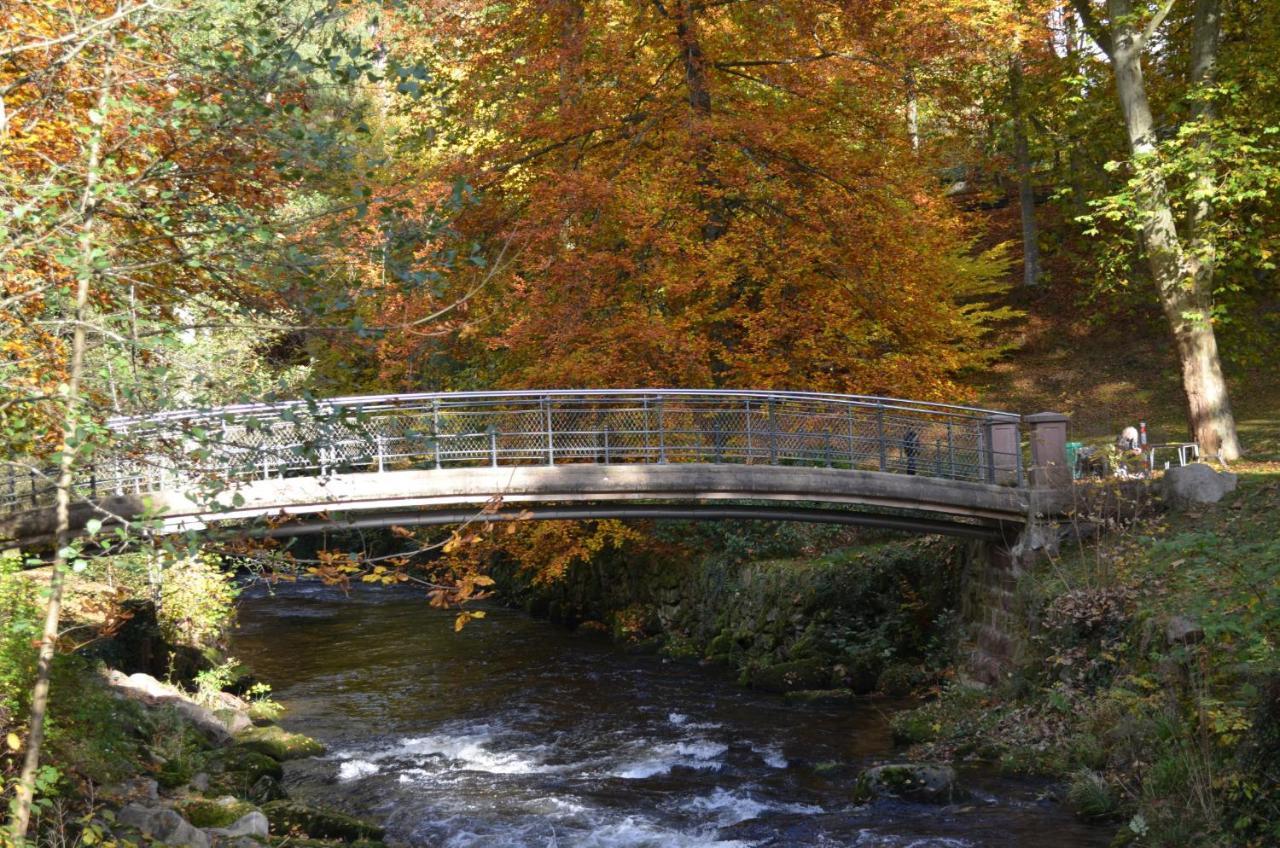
[1066,769,1120,819]
[0,553,40,723]
[158,552,238,649]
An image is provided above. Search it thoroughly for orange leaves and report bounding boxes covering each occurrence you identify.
[372,0,1008,400]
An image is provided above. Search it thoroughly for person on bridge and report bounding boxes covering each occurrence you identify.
[903,429,921,475]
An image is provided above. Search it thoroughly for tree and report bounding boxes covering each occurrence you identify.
[1070,0,1241,459]
[364,0,1016,398]
[0,0,398,835]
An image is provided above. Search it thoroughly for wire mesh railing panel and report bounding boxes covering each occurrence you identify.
[0,390,1024,518]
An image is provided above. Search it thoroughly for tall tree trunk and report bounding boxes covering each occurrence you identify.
[1178,0,1235,458]
[10,32,114,844]
[667,0,725,241]
[1009,57,1041,286]
[557,0,586,119]
[1076,0,1240,459]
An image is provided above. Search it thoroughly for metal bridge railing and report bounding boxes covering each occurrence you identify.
[0,390,1024,517]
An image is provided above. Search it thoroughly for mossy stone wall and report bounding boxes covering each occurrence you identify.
[497,536,968,695]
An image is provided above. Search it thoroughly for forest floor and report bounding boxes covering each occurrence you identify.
[968,208,1279,460]
[972,285,1280,459]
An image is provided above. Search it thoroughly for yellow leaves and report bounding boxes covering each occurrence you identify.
[359,564,411,585]
[442,530,480,554]
[454,609,486,632]
[6,732,21,751]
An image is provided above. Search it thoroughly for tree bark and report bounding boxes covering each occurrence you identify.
[1009,57,1041,286]
[1074,0,1240,459]
[10,30,114,845]
[666,0,725,241]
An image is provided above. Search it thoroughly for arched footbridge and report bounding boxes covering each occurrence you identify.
[0,390,1073,548]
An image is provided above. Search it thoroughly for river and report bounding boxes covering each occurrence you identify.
[231,580,1111,847]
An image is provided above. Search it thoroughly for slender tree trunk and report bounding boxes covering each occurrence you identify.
[556,0,586,176]
[10,35,115,844]
[1079,0,1240,459]
[1009,57,1041,286]
[904,70,919,152]
[1177,0,1235,458]
[668,0,725,241]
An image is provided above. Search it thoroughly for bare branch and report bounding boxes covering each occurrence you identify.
[1069,0,1114,58]
[1141,0,1177,47]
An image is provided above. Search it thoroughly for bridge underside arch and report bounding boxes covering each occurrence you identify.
[2,464,1036,550]
[249,502,1010,541]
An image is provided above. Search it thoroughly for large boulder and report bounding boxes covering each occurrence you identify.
[105,671,234,744]
[853,763,962,804]
[261,801,385,842]
[117,804,210,848]
[1160,463,1237,507]
[206,746,285,796]
[178,797,259,829]
[207,811,270,841]
[235,725,326,760]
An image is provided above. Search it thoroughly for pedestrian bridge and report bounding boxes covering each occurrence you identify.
[0,390,1070,548]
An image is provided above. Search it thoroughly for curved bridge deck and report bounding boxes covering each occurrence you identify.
[1,390,1042,547]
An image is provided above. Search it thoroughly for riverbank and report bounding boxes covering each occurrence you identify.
[494,527,968,701]
[893,463,1280,847]
[0,554,386,848]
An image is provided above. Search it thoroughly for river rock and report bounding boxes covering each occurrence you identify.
[101,777,159,803]
[117,803,210,848]
[234,724,326,760]
[105,670,233,744]
[1160,463,1237,507]
[261,801,385,841]
[247,774,289,803]
[747,658,830,693]
[206,811,270,840]
[853,763,961,804]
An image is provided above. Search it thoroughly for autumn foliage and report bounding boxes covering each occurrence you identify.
[353,0,1016,399]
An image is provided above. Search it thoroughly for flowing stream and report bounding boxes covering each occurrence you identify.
[231,581,1111,847]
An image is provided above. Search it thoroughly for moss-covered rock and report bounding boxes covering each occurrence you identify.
[876,663,918,697]
[888,711,938,746]
[178,797,260,829]
[747,658,831,693]
[261,801,385,842]
[705,631,734,657]
[853,763,961,804]
[235,725,326,761]
[207,746,284,795]
[267,839,386,848]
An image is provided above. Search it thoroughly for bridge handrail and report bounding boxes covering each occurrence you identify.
[105,389,1020,430]
[1,390,1025,519]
